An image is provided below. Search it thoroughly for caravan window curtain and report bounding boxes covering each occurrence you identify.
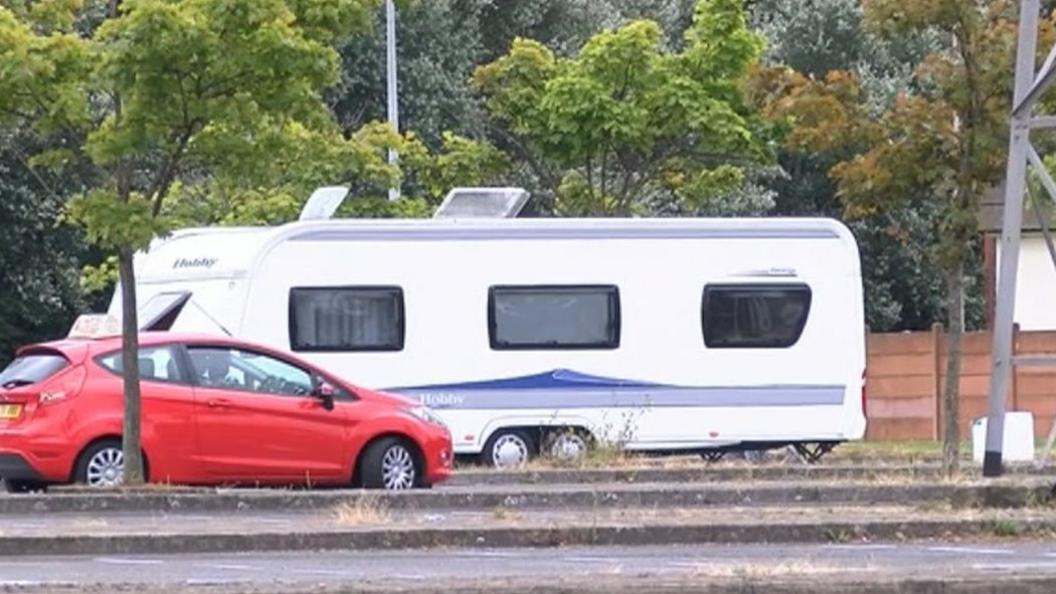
[701,283,812,348]
[488,285,620,350]
[289,287,404,352]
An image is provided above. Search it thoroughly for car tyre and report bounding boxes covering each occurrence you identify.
[360,437,420,490]
[74,439,126,488]
[483,429,536,469]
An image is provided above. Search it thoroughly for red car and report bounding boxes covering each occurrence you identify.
[0,333,453,492]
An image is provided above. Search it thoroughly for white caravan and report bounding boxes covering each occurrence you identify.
[110,215,867,466]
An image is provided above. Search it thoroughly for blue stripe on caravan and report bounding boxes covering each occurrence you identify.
[289,227,839,242]
[384,369,845,409]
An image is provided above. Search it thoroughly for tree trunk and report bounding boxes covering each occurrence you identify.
[118,247,145,485]
[942,263,965,477]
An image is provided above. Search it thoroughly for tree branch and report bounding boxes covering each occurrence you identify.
[149,128,195,217]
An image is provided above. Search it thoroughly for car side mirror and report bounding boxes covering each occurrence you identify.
[311,378,335,411]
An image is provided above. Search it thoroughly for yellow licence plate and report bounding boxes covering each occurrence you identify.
[0,404,22,419]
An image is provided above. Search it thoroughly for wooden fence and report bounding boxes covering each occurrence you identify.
[867,327,1056,440]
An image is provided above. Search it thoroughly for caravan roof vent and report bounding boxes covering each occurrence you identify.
[433,187,529,218]
[299,186,350,221]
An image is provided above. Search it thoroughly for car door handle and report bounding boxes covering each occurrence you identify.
[206,398,232,409]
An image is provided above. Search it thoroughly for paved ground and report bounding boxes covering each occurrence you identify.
[3,504,1056,538]
[3,542,1056,589]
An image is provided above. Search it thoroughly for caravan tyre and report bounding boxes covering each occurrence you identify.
[545,430,589,462]
[483,429,535,469]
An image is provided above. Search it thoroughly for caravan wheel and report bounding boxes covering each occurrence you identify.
[483,429,535,469]
[545,431,589,462]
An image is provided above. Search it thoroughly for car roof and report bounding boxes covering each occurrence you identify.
[23,333,251,359]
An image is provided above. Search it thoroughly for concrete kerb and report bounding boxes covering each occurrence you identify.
[0,481,1051,515]
[1,516,1055,557]
[6,574,1056,594]
[445,464,1046,486]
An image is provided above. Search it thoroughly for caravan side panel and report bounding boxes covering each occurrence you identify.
[239,222,865,454]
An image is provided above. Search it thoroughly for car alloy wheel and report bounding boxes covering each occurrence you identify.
[381,444,416,490]
[85,446,124,487]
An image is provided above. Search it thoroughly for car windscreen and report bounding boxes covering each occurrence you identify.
[0,354,69,389]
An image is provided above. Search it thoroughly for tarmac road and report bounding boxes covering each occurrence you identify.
[4,542,1056,591]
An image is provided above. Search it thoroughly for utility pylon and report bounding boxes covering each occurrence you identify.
[985,0,1056,476]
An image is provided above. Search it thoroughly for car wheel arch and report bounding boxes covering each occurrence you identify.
[70,435,151,483]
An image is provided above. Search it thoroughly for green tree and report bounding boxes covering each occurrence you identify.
[0,0,379,484]
[480,0,697,61]
[331,0,490,145]
[474,0,773,216]
[330,0,699,150]
[160,122,507,226]
[750,0,1051,473]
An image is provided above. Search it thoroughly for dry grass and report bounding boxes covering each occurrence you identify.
[831,440,972,460]
[686,560,874,579]
[71,518,110,530]
[491,505,520,521]
[332,495,390,526]
[462,438,1024,474]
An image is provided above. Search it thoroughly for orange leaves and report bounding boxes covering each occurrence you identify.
[746,66,877,154]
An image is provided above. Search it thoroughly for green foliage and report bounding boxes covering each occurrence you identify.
[162,123,507,226]
[64,190,168,251]
[1,0,387,264]
[80,255,118,295]
[479,0,697,60]
[0,7,92,134]
[0,132,87,365]
[331,0,489,145]
[475,0,772,216]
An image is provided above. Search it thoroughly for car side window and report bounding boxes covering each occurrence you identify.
[98,346,187,384]
[187,347,314,397]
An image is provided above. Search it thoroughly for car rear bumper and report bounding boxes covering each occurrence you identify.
[0,453,45,481]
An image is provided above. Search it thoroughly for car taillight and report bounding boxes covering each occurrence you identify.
[861,368,868,418]
[38,366,86,406]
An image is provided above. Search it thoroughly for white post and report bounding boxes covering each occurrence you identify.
[983,0,1039,477]
[386,0,400,201]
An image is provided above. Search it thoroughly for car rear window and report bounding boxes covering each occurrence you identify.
[0,354,69,389]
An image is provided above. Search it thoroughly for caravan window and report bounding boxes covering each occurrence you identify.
[289,287,404,352]
[701,284,811,348]
[488,285,620,350]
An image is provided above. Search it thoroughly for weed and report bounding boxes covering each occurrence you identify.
[332,495,389,525]
[492,505,517,521]
[823,528,851,543]
[991,519,1026,537]
[916,499,955,513]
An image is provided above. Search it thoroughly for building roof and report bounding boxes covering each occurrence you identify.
[979,183,1056,234]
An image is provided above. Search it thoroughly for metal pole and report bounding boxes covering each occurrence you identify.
[385,0,400,201]
[983,0,1039,477]
[1024,149,1056,469]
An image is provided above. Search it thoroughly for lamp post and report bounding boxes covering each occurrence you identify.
[386,0,400,201]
